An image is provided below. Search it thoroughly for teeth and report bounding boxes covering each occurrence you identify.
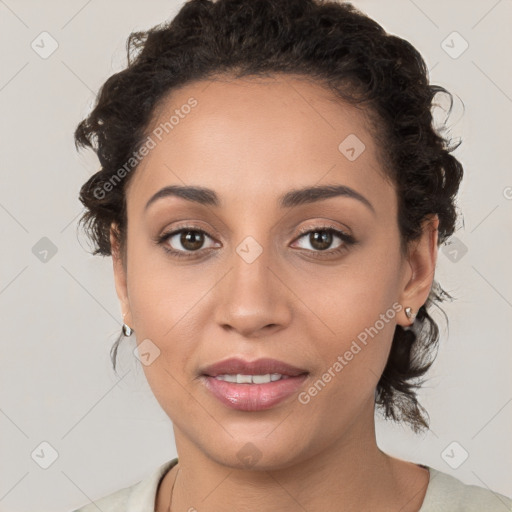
[213,373,289,383]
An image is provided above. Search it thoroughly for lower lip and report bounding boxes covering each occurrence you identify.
[201,374,308,411]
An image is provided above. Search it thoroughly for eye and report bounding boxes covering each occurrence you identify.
[292,225,356,255]
[156,226,218,257]
[154,223,356,259]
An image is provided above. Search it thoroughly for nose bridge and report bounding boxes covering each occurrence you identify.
[230,230,276,303]
[227,208,277,285]
[212,227,291,335]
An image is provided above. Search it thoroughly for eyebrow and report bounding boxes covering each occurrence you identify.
[144,184,375,214]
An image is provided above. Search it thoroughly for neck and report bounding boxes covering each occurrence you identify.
[160,405,428,512]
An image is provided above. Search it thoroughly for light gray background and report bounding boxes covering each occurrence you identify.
[0,0,511,510]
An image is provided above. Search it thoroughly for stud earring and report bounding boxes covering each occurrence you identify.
[404,306,416,321]
[122,323,133,336]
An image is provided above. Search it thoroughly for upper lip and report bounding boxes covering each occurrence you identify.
[201,357,308,377]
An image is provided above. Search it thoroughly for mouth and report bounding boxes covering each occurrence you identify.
[200,357,308,378]
[199,357,309,411]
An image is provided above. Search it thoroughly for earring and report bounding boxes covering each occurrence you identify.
[122,323,133,336]
[404,307,416,321]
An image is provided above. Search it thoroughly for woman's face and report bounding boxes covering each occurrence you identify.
[112,75,437,469]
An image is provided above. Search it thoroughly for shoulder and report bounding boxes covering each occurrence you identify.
[420,466,512,512]
[70,458,178,512]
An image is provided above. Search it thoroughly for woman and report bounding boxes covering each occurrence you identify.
[71,0,512,510]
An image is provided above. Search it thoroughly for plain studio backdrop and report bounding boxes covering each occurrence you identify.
[0,0,511,510]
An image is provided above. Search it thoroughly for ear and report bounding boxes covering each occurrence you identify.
[397,214,439,327]
[110,223,133,328]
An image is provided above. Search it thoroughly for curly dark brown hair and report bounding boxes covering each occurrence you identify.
[74,0,463,433]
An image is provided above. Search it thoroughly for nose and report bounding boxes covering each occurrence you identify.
[212,240,293,339]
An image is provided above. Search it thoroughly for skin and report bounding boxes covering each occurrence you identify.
[110,74,438,511]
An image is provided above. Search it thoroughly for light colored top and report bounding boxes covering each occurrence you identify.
[71,458,512,512]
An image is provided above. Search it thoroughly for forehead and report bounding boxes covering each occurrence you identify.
[126,74,394,213]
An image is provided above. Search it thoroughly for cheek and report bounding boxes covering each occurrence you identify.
[296,235,402,336]
[292,313,398,448]
[126,236,211,337]
[292,235,402,387]
[125,243,223,404]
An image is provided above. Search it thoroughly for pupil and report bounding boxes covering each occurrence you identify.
[181,231,203,250]
[311,231,331,250]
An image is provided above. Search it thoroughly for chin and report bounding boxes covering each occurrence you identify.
[199,432,311,471]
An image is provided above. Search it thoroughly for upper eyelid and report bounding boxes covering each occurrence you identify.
[162,223,348,237]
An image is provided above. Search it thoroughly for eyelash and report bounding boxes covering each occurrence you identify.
[154,224,356,260]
